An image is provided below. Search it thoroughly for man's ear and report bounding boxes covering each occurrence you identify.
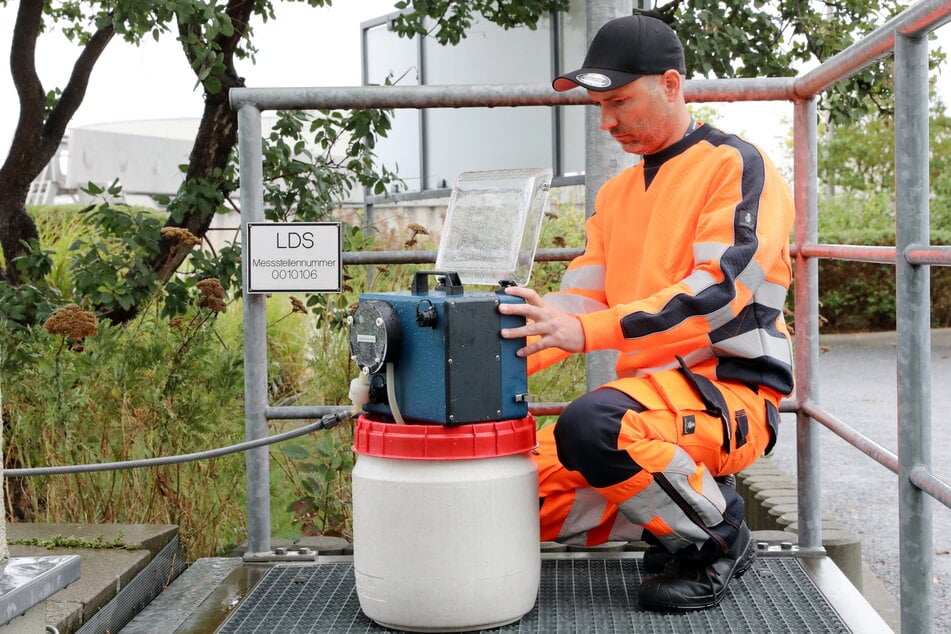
[662,69,683,100]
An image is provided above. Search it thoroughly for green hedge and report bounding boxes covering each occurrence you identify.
[803,189,951,333]
[809,230,951,333]
[814,260,951,332]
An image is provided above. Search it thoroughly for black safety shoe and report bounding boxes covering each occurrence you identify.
[637,522,756,612]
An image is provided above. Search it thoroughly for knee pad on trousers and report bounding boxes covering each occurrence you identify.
[553,388,645,488]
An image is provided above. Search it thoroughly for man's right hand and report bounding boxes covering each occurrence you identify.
[498,286,586,358]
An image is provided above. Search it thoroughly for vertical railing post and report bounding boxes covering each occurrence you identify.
[792,96,822,550]
[238,104,272,555]
[583,0,631,389]
[895,30,933,633]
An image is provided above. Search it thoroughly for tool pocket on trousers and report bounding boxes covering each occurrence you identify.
[675,357,735,454]
[637,371,732,470]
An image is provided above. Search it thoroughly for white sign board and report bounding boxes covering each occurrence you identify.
[246,222,342,293]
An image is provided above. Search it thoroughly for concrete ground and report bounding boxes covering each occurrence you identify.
[6,523,182,634]
[770,328,951,633]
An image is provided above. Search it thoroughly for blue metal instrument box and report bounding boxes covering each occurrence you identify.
[350,271,528,425]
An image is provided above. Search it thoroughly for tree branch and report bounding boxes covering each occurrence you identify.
[219,0,254,59]
[1,0,46,188]
[0,0,45,282]
[138,0,256,294]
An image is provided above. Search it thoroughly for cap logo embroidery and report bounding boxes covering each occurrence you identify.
[576,72,611,88]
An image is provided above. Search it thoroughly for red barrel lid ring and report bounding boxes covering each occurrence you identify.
[353,414,537,460]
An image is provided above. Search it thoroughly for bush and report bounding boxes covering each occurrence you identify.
[1,201,342,557]
[814,192,951,332]
[1,302,248,558]
[0,284,334,559]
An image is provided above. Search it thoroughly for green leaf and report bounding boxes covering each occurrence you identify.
[280,444,312,460]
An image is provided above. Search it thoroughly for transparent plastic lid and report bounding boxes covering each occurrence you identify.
[435,167,553,287]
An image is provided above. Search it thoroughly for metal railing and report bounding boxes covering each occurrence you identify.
[230,1,951,630]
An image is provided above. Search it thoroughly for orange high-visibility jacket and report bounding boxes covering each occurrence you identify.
[535,124,795,401]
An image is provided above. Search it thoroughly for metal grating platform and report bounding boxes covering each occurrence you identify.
[215,555,872,633]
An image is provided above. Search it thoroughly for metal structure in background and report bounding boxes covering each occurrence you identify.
[230,1,951,631]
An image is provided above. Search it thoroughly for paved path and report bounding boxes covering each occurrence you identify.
[770,329,951,632]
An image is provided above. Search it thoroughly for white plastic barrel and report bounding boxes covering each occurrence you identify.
[351,415,540,633]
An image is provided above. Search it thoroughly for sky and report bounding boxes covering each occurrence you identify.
[0,2,947,171]
[0,1,399,150]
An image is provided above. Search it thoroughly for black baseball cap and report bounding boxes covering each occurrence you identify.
[553,14,685,92]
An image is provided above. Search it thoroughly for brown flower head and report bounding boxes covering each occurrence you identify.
[196,278,227,312]
[196,278,225,299]
[404,223,430,249]
[290,296,307,314]
[43,304,99,340]
[161,227,202,246]
[197,296,227,312]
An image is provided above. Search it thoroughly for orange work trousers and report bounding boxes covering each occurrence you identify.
[536,365,780,563]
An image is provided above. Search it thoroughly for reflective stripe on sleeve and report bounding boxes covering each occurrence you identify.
[560,264,606,292]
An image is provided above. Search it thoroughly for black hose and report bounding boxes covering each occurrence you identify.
[6,410,356,477]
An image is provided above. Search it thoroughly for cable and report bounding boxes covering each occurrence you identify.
[385,362,406,424]
[5,410,354,478]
